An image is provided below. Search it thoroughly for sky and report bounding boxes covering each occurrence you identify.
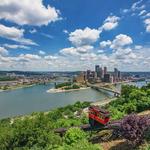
[0,0,150,71]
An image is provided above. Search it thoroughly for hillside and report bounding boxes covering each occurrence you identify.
[0,84,150,150]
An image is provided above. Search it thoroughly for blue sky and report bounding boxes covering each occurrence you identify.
[0,0,150,71]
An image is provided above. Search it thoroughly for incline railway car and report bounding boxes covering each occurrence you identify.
[89,106,110,128]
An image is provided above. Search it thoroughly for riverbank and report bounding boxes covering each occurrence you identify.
[47,87,90,93]
[0,84,36,92]
[91,97,117,106]
[10,97,115,122]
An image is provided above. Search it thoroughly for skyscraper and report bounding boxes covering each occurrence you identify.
[114,68,121,82]
[95,65,101,78]
[104,66,107,75]
[114,68,118,77]
[95,65,100,73]
[104,73,111,82]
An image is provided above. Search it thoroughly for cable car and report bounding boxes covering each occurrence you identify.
[89,106,110,128]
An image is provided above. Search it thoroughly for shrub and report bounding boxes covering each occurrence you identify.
[119,114,150,145]
[57,139,101,150]
[64,128,87,145]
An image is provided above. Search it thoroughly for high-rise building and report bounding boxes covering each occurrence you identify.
[114,68,121,82]
[104,66,107,75]
[100,67,104,79]
[104,73,111,82]
[118,71,121,79]
[95,65,100,72]
[86,70,91,80]
[114,68,118,77]
[95,65,101,78]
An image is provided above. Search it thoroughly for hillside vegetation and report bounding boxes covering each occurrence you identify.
[0,83,150,150]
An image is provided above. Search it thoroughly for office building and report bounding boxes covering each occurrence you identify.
[104,67,107,75]
[104,73,111,82]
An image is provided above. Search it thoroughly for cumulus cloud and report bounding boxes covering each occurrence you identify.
[60,45,93,56]
[0,45,150,71]
[0,24,37,45]
[44,55,58,60]
[0,0,60,26]
[100,40,112,48]
[110,34,133,49]
[0,46,8,56]
[19,54,41,61]
[69,27,100,46]
[102,16,120,31]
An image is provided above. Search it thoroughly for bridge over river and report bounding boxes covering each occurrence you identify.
[87,83,121,97]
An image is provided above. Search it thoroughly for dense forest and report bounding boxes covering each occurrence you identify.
[0,84,150,150]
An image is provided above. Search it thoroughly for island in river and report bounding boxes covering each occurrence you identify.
[47,82,89,93]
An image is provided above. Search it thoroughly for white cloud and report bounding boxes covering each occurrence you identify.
[60,47,79,56]
[135,45,142,49]
[0,47,8,56]
[19,54,41,61]
[100,40,112,48]
[0,0,60,26]
[63,29,69,34]
[29,29,37,34]
[102,16,120,31]
[144,18,150,32]
[41,33,53,39]
[145,13,150,17]
[0,45,150,71]
[110,34,133,49]
[69,27,100,46]
[97,50,104,53]
[60,45,93,56]
[44,55,58,60]
[39,50,46,55]
[131,0,145,11]
[3,44,30,49]
[122,9,130,14]
[139,10,146,16]
[0,24,37,45]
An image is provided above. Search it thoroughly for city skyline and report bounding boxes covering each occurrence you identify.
[0,0,150,71]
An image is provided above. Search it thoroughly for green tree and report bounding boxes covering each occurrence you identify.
[64,128,87,145]
[57,140,102,150]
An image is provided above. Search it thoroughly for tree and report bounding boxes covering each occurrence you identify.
[118,114,150,145]
[57,140,101,150]
[64,128,87,145]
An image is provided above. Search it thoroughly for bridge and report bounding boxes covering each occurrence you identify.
[87,83,121,97]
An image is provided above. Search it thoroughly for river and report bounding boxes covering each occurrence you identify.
[0,81,148,119]
[0,82,110,119]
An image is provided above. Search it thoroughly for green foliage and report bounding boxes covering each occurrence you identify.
[0,76,16,81]
[107,84,150,120]
[144,145,150,150]
[108,106,125,120]
[0,83,150,149]
[72,84,80,89]
[64,127,87,145]
[55,82,72,89]
[55,82,80,90]
[0,101,92,149]
[57,139,101,150]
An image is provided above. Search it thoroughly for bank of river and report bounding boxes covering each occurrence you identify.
[0,82,110,119]
[0,81,148,119]
[47,87,90,93]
